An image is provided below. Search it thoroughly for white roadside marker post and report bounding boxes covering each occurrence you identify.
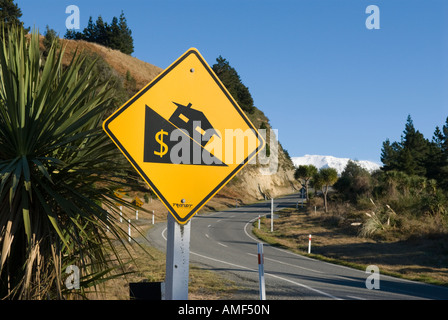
[270,198,274,232]
[308,234,312,254]
[257,243,266,300]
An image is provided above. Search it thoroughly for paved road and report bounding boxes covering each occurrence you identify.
[146,193,448,300]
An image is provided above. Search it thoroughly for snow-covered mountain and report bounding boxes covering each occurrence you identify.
[291,155,381,175]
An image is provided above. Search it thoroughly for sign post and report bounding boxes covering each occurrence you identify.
[165,214,191,300]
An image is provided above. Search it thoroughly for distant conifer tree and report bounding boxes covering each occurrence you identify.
[116,11,134,54]
[212,56,255,114]
[0,0,29,34]
[380,115,448,190]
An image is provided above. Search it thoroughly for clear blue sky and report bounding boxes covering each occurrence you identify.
[18,0,448,164]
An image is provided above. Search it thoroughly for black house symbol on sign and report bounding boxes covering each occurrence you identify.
[169,102,220,148]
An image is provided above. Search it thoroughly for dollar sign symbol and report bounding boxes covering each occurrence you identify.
[154,129,168,158]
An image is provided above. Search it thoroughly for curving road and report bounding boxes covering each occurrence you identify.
[146,193,448,300]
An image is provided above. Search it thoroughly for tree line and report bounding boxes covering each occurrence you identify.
[64,12,134,55]
[381,115,448,190]
[0,1,134,55]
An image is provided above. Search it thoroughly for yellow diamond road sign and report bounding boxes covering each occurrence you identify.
[103,48,265,224]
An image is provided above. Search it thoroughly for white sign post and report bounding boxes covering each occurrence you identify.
[165,214,191,300]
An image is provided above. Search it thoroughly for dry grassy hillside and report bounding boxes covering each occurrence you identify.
[54,38,163,89]
[52,38,298,211]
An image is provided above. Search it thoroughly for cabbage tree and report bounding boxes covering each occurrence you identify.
[0,26,140,299]
[314,168,338,213]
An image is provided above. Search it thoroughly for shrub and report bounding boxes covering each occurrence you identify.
[359,200,398,238]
